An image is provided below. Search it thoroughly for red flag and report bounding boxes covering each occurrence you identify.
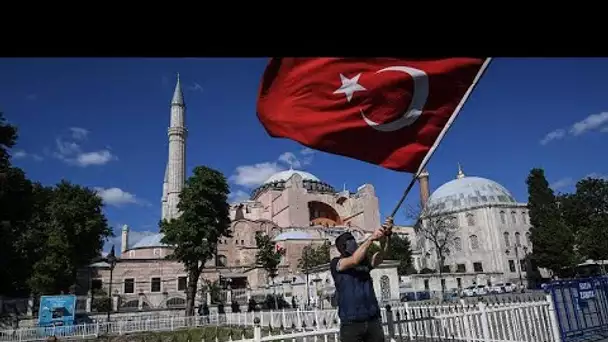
[257,58,488,173]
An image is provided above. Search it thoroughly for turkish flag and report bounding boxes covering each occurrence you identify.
[257,58,488,173]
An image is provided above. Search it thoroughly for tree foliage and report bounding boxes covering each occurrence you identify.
[298,242,330,272]
[408,203,458,296]
[255,232,285,278]
[27,181,112,294]
[564,177,608,261]
[367,234,414,275]
[0,113,112,297]
[160,165,232,316]
[526,168,578,275]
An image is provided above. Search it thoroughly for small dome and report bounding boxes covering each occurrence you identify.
[263,169,320,185]
[273,230,315,241]
[429,176,517,212]
[130,233,169,249]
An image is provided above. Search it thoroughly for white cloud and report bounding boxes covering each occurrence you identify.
[69,127,89,140]
[570,112,608,136]
[12,149,43,161]
[278,152,302,168]
[188,82,204,93]
[540,129,566,146]
[230,162,283,187]
[76,150,114,166]
[230,148,317,188]
[13,150,27,159]
[541,112,608,145]
[586,172,608,180]
[550,177,573,191]
[229,190,251,203]
[301,148,315,155]
[94,187,146,207]
[53,129,116,167]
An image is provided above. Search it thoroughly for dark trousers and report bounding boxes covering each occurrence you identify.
[340,318,384,342]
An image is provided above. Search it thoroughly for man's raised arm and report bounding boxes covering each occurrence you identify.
[372,217,394,268]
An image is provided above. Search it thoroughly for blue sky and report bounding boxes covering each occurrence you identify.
[2,57,607,252]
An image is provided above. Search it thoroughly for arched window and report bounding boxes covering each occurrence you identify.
[521,212,527,224]
[469,235,479,251]
[515,232,521,246]
[511,211,517,224]
[525,232,531,245]
[504,232,511,247]
[454,237,462,251]
[216,255,228,267]
[500,211,506,224]
[466,213,475,226]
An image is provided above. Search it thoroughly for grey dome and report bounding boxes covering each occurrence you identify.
[263,170,320,184]
[429,176,517,212]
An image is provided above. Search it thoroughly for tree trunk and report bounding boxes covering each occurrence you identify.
[436,252,445,302]
[185,268,201,317]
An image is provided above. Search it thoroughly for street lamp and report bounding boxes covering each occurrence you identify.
[105,245,117,323]
[505,243,525,293]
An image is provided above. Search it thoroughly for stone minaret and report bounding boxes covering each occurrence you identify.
[121,224,129,253]
[161,74,188,221]
[417,168,430,207]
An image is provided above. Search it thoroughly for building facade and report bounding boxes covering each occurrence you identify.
[404,165,534,293]
[88,75,389,310]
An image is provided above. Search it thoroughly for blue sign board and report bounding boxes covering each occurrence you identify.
[578,281,596,301]
[38,295,76,327]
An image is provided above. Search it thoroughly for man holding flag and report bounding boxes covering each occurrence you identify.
[256,57,491,341]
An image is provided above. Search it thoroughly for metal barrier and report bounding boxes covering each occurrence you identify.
[549,276,608,342]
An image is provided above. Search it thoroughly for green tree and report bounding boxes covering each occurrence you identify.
[367,234,414,275]
[255,232,284,309]
[0,112,36,296]
[564,177,608,261]
[0,112,18,168]
[408,203,458,297]
[297,242,330,272]
[160,166,231,316]
[27,181,113,294]
[526,168,577,275]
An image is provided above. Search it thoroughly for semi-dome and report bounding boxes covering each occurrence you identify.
[428,169,517,212]
[130,233,170,249]
[263,169,320,185]
[273,230,315,241]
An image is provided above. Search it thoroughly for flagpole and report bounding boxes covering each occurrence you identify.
[388,57,494,218]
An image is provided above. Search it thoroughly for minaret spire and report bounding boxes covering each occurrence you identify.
[456,163,465,179]
[162,73,188,221]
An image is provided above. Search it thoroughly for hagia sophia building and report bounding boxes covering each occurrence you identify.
[86,75,536,310]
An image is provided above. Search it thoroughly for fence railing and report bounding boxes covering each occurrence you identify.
[0,295,561,342]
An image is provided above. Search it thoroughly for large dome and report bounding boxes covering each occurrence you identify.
[130,233,169,249]
[428,175,517,212]
[263,169,320,185]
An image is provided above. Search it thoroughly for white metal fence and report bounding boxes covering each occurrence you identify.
[0,295,561,342]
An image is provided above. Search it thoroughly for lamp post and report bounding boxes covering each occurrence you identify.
[506,243,525,293]
[105,245,117,323]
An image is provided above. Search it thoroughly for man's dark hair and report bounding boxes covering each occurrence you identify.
[335,232,354,256]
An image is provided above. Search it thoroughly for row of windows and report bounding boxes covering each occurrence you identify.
[122,276,188,294]
[452,231,530,253]
[503,231,530,248]
[445,210,527,228]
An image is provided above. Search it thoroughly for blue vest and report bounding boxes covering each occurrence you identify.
[330,257,380,323]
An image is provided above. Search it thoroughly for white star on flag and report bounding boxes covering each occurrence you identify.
[333,73,367,102]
